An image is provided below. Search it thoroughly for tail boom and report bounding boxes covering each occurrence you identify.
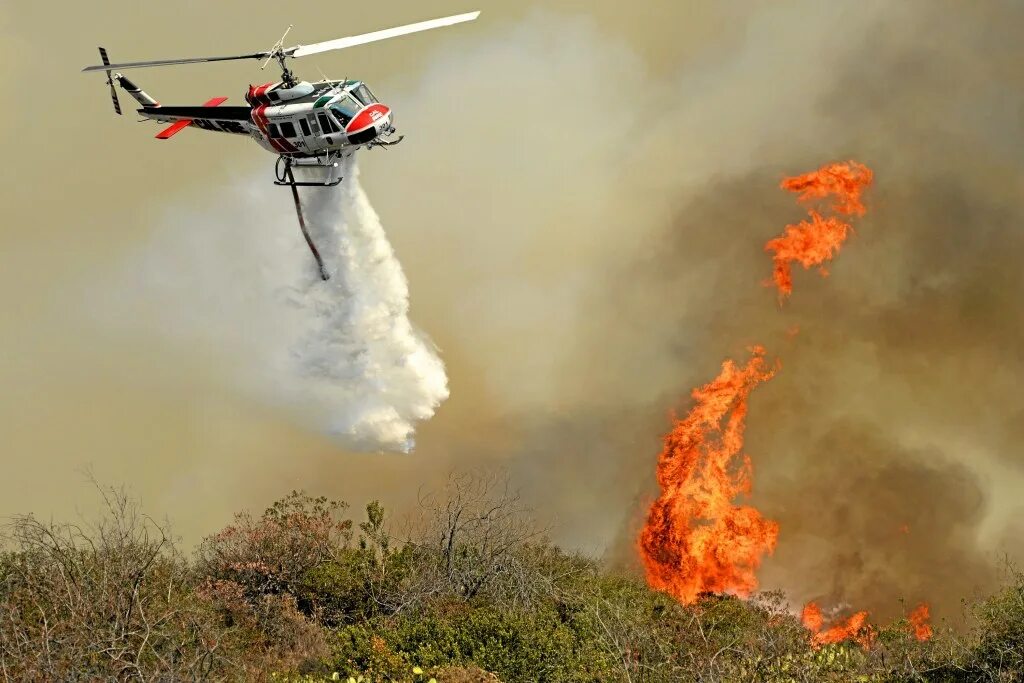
[155,97,229,139]
[115,74,159,108]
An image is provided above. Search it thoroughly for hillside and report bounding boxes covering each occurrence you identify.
[1,475,1021,682]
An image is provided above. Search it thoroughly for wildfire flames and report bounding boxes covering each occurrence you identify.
[765,161,874,298]
[802,602,875,649]
[637,346,779,604]
[639,159,932,648]
[909,603,934,641]
[801,601,933,648]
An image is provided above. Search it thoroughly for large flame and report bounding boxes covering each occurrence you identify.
[639,161,911,649]
[637,346,780,604]
[766,161,874,298]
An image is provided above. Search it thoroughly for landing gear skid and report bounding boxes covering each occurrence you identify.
[274,155,344,187]
[275,156,332,281]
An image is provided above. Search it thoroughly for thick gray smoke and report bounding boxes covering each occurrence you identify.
[98,155,447,452]
[359,2,1024,626]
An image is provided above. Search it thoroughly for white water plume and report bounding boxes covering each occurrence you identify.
[99,154,448,452]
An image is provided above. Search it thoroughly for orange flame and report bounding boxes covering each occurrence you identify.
[802,602,875,649]
[639,160,913,645]
[766,161,874,298]
[637,347,780,604]
[781,160,873,216]
[909,603,933,641]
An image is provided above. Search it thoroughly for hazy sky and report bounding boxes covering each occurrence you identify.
[2,1,1022,624]
[0,0,743,538]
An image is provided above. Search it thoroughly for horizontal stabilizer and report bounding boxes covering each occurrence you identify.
[155,119,192,139]
[154,97,231,139]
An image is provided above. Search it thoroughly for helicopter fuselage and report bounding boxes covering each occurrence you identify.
[136,78,397,158]
[246,79,395,156]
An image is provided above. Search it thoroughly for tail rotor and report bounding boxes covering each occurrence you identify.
[98,47,122,115]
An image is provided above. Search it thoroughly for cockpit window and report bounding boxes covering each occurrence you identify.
[330,93,362,125]
[353,84,377,105]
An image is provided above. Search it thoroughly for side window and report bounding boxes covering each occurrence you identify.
[268,123,281,138]
[317,112,337,134]
[280,121,297,138]
[299,118,311,136]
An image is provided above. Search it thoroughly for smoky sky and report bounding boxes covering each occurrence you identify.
[554,1,1024,623]
[1,0,1022,627]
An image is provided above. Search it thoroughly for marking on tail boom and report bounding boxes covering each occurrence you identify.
[155,96,229,139]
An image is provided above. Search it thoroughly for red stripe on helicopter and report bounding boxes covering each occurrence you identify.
[276,134,299,154]
[251,104,299,154]
[246,82,276,106]
[260,103,301,154]
[346,104,391,135]
[155,96,229,140]
[251,104,279,151]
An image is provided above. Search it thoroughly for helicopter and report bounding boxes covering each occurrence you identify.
[83,11,480,280]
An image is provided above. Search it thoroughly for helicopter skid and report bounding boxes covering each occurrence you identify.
[274,155,344,187]
[273,177,343,187]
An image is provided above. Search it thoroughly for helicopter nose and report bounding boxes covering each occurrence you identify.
[345,104,393,145]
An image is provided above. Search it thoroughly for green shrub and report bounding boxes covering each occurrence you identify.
[4,479,1024,682]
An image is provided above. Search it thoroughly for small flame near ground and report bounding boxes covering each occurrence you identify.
[909,603,934,642]
[802,602,875,649]
[765,161,874,299]
[639,159,933,647]
[637,347,780,604]
[802,602,933,648]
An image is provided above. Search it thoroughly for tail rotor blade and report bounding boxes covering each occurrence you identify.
[99,47,122,115]
[108,79,123,115]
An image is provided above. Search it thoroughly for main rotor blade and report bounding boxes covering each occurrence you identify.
[288,11,480,58]
[82,52,266,72]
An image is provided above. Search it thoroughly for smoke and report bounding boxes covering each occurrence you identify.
[4,0,1022,629]
[98,155,447,452]
[364,1,1024,625]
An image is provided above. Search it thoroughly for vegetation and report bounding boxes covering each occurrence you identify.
[0,472,1021,682]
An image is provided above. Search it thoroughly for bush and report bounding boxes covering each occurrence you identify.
[0,484,229,680]
[197,491,353,603]
[967,564,1024,682]
[330,600,612,682]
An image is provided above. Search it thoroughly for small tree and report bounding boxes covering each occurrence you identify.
[415,470,547,605]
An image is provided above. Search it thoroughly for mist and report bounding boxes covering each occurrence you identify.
[93,156,448,452]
